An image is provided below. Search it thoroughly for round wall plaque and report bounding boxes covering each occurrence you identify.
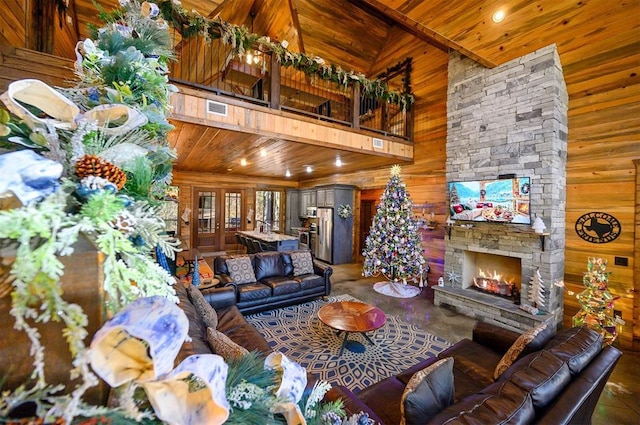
[574,212,621,244]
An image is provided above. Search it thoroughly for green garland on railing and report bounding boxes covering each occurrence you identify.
[146,0,415,110]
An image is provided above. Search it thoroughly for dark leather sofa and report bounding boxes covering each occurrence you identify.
[212,251,332,315]
[173,281,272,366]
[327,321,622,425]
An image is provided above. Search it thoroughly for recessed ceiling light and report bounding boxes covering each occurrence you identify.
[227,168,232,172]
[492,10,506,23]
[240,159,247,166]
[260,148,267,157]
[285,170,291,177]
[335,158,342,167]
[306,166,312,173]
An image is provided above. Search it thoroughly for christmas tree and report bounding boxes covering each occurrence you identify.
[572,257,620,345]
[528,268,546,310]
[363,165,425,298]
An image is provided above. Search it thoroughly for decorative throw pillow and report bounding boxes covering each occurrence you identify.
[494,322,548,380]
[400,357,455,425]
[206,327,249,361]
[225,256,256,284]
[185,284,218,329]
[290,251,314,276]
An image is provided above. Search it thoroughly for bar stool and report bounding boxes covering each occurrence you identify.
[246,237,256,254]
[253,239,264,253]
[235,233,244,254]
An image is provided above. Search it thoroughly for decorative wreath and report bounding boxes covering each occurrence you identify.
[338,204,353,219]
[521,182,530,195]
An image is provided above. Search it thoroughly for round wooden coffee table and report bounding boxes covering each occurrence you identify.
[318,301,387,356]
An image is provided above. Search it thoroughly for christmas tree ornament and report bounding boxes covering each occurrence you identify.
[75,154,127,189]
[527,268,546,310]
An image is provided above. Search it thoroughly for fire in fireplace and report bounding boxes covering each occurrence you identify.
[472,268,518,299]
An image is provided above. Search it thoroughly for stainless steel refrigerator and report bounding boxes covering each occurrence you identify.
[316,207,333,263]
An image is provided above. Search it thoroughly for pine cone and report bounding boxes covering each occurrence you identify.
[75,154,126,189]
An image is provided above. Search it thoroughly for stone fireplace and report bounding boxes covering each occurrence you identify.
[434,45,568,332]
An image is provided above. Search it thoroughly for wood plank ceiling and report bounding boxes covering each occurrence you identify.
[67,0,640,181]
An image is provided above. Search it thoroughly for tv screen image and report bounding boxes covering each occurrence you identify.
[448,177,531,224]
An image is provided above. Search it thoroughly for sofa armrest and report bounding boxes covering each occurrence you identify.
[216,273,235,286]
[324,385,384,425]
[202,286,237,309]
[313,261,333,279]
[472,321,521,354]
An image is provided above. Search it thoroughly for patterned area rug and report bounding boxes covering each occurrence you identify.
[246,294,451,393]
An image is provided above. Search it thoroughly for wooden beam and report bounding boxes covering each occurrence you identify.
[351,0,497,69]
[288,0,306,54]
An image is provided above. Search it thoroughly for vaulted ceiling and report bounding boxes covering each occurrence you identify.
[65,0,639,181]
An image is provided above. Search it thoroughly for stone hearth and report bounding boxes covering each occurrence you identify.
[434,45,568,332]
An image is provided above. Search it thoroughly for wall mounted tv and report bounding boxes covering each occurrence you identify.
[448,177,531,224]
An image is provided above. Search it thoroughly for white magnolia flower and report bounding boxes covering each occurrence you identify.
[281,40,289,49]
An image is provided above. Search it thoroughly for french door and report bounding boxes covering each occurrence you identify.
[192,188,244,252]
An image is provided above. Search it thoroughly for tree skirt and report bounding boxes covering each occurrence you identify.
[246,295,451,392]
[373,281,421,298]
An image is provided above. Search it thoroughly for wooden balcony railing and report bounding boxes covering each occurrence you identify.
[168,37,412,140]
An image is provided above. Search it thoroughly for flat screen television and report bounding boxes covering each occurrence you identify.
[448,177,531,224]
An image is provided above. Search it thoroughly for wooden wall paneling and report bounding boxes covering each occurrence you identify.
[0,0,27,48]
[634,160,640,351]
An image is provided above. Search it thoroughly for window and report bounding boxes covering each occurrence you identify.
[225,192,242,231]
[255,190,282,231]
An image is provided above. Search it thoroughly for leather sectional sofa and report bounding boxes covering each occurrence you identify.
[212,251,332,315]
[327,321,622,425]
[176,277,621,425]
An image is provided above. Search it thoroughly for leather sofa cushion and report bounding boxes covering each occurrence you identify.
[358,376,406,425]
[216,305,272,354]
[254,252,286,280]
[543,326,602,375]
[439,339,501,393]
[295,274,325,290]
[401,357,454,425]
[172,283,212,362]
[428,380,535,425]
[499,350,571,409]
[261,277,301,296]
[279,252,295,276]
[214,255,229,275]
[186,284,218,329]
[238,282,272,301]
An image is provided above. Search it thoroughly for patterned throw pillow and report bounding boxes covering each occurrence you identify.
[185,284,218,329]
[225,256,256,284]
[401,357,455,425]
[290,251,314,276]
[206,327,249,361]
[494,322,549,379]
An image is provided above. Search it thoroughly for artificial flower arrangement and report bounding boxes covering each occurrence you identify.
[0,2,373,423]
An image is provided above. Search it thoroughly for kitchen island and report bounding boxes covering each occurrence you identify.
[238,230,299,252]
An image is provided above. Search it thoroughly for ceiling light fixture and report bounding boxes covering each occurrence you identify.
[260,148,267,157]
[335,158,342,167]
[492,9,506,23]
[306,166,312,173]
[285,170,291,177]
[240,159,247,166]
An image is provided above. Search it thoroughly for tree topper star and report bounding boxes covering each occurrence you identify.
[390,164,402,177]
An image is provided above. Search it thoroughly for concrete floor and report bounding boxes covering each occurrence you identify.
[328,262,640,425]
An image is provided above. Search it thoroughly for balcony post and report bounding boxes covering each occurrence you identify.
[269,53,281,110]
[351,82,360,129]
[406,103,414,140]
